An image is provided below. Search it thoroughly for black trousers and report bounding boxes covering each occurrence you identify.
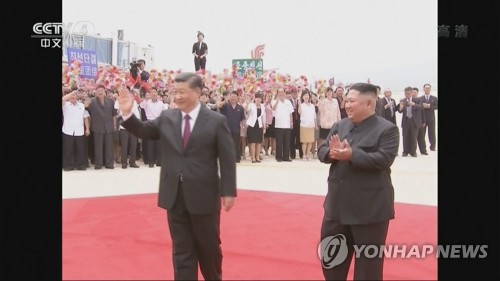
[194,57,206,71]
[232,132,241,162]
[146,139,159,165]
[290,119,303,159]
[425,120,436,149]
[119,129,138,166]
[402,119,418,155]
[62,133,86,170]
[275,128,291,161]
[167,184,222,280]
[87,131,95,164]
[93,131,114,167]
[141,139,149,164]
[417,125,427,154]
[321,216,389,280]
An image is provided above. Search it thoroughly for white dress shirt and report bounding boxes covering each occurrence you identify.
[271,99,294,129]
[62,101,89,136]
[115,100,141,129]
[140,98,164,120]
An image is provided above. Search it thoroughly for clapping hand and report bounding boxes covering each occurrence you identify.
[329,135,352,160]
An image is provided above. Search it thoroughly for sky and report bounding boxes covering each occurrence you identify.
[63,0,437,90]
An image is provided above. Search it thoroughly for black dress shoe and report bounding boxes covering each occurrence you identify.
[430,148,436,151]
[129,164,140,168]
[283,159,292,162]
[236,160,240,163]
[63,167,74,171]
[76,167,86,171]
[421,152,428,155]
[402,154,408,157]
[149,163,155,168]
[105,166,114,169]
[276,159,283,162]
[410,154,418,157]
[95,166,102,170]
[122,165,127,169]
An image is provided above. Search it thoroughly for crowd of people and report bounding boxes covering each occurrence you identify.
[62,62,437,171]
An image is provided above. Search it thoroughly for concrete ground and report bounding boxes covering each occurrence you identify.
[63,114,437,207]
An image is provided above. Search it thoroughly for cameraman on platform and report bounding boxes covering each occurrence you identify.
[130,59,150,94]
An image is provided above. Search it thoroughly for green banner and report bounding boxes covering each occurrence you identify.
[232,59,263,78]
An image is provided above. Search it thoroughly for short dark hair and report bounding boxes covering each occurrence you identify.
[326,87,333,93]
[423,83,431,88]
[95,84,105,90]
[230,91,239,96]
[375,85,381,91]
[202,86,210,91]
[412,87,419,92]
[349,83,377,97]
[174,72,203,91]
[138,59,146,65]
[404,86,413,92]
[254,92,263,99]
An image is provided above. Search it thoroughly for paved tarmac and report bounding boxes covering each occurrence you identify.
[63,114,437,206]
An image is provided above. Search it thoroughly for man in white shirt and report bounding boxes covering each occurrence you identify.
[62,91,90,171]
[140,88,164,167]
[115,88,141,168]
[272,88,294,162]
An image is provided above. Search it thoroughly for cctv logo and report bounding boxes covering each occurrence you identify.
[33,23,64,35]
[31,22,64,48]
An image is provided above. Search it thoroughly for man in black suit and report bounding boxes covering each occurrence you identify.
[421,83,438,151]
[397,87,423,157]
[117,72,236,280]
[413,87,428,155]
[374,85,384,117]
[192,32,208,72]
[290,89,303,159]
[88,85,117,169]
[380,88,397,125]
[318,83,399,280]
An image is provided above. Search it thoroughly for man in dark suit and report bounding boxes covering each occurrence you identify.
[397,87,423,157]
[192,32,208,72]
[88,85,117,169]
[374,85,384,117]
[412,87,428,155]
[380,88,397,125]
[290,89,303,159]
[117,73,236,280]
[318,83,399,280]
[421,83,438,151]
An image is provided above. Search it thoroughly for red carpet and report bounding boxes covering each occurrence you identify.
[63,190,436,280]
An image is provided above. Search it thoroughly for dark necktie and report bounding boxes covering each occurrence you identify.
[407,98,412,118]
[182,114,191,148]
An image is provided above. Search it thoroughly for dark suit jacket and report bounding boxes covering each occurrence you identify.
[397,97,423,128]
[192,42,208,57]
[375,97,384,117]
[380,97,397,125]
[122,105,237,214]
[88,97,117,133]
[318,114,399,224]
[420,95,438,124]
